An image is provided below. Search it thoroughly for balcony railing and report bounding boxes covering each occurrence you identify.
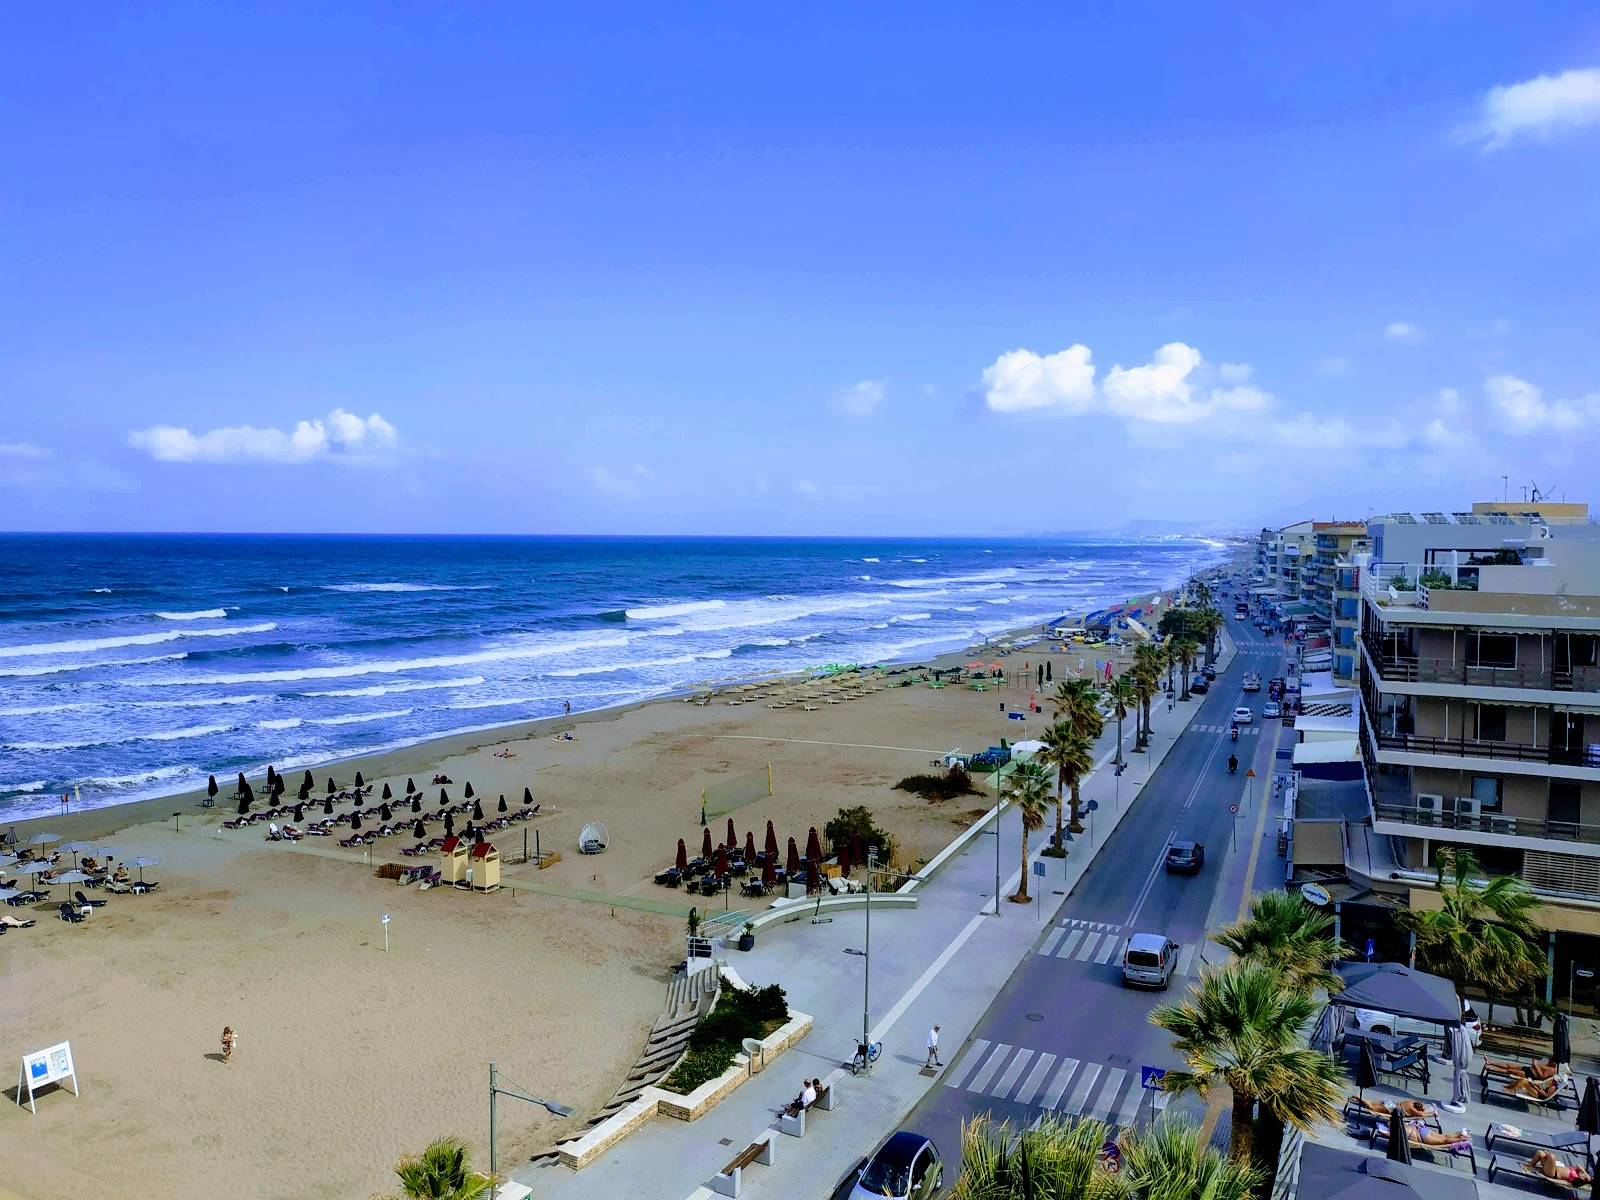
[1360,633,1600,692]
[1374,730,1557,764]
[1372,802,1600,846]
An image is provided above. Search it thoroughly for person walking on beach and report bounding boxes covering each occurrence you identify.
[925,1025,942,1068]
[220,1026,238,1064]
[564,700,571,715]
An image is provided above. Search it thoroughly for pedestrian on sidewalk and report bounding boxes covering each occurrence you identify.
[925,1024,942,1068]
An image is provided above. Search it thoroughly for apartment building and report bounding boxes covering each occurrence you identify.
[1253,520,1316,599]
[1306,522,1369,686]
[1357,508,1600,976]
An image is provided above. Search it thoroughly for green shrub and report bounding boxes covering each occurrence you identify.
[661,1043,737,1094]
[824,805,889,859]
[658,984,791,1094]
[893,766,979,801]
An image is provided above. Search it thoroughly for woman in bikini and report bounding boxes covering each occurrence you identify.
[1347,1094,1436,1120]
[1505,1074,1568,1100]
[1482,1056,1559,1081]
[1525,1149,1592,1186]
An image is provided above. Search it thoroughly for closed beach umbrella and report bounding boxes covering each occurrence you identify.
[323,798,333,815]
[762,854,775,888]
[838,842,852,878]
[472,801,484,822]
[852,835,865,867]
[272,777,285,798]
[498,795,507,813]
[1385,1108,1412,1164]
[413,818,427,838]
[380,804,391,822]
[726,817,736,850]
[1556,1012,1573,1067]
[464,822,477,841]
[743,830,756,863]
[444,813,455,836]
[381,783,392,801]
[303,769,314,789]
[474,829,485,846]
[806,859,819,894]
[1356,1042,1379,1099]
[714,845,727,877]
[786,837,799,876]
[326,778,336,796]
[298,782,311,801]
[440,788,449,804]
[293,804,305,823]
[1578,1077,1600,1136]
[238,793,252,815]
[351,812,362,831]
[355,771,364,789]
[237,771,248,795]
[207,776,219,800]
[411,796,421,813]
[764,820,778,859]
[132,856,159,882]
[675,839,688,873]
[701,827,713,859]
[523,786,533,805]
[806,827,822,862]
[464,782,475,799]
[267,765,276,784]
[405,777,415,794]
[243,781,255,803]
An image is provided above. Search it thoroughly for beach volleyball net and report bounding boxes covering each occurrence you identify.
[701,765,774,818]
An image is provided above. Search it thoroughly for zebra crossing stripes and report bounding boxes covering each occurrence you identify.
[944,1039,991,1090]
[1093,937,1118,965]
[1192,723,1261,735]
[1037,922,1203,978]
[1012,1052,1057,1106]
[944,1045,1157,1129]
[1038,1057,1080,1110]
[1039,928,1066,957]
[1056,929,1085,959]
[1175,943,1196,977]
[991,1048,1034,1097]
[1088,1069,1127,1121]
[967,1042,1014,1093]
[1064,1063,1102,1114]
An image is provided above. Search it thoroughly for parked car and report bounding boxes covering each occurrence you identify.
[1202,664,1218,679]
[1164,840,1205,874]
[1262,700,1283,719]
[1350,1003,1482,1049]
[1232,707,1254,724]
[1121,933,1180,989]
[849,1131,943,1200]
[1189,676,1210,694]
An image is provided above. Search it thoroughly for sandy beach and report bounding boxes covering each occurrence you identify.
[0,599,1189,1199]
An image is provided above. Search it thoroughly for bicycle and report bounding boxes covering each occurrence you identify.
[850,1040,883,1074]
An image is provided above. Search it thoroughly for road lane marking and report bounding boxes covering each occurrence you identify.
[1127,720,1228,928]
[1040,928,1066,957]
[992,1048,1034,1098]
[1056,930,1085,959]
[1013,1052,1056,1106]
[1074,933,1102,961]
[870,910,987,1044]
[1114,1077,1146,1128]
[943,1039,990,1090]
[1064,1063,1102,1114]
[1091,1068,1127,1120]
[1176,943,1196,977]
[1094,936,1119,964]
[967,1043,1013,1093]
[1040,1057,1079,1109]
[1237,688,1289,921]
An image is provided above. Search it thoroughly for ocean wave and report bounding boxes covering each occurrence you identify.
[625,599,727,620]
[1,780,48,794]
[6,722,233,752]
[77,764,195,789]
[888,568,1018,589]
[0,622,276,659]
[0,652,188,678]
[862,557,880,562]
[647,594,893,638]
[955,605,978,612]
[446,696,543,710]
[258,718,303,730]
[891,613,932,622]
[306,709,413,726]
[131,694,272,709]
[0,701,97,716]
[155,608,228,621]
[300,675,485,698]
[154,634,635,686]
[548,648,732,678]
[90,588,112,594]
[320,583,492,593]
[984,597,1013,604]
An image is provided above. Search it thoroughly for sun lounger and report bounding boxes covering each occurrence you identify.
[103,880,133,894]
[0,914,36,929]
[1481,1069,1577,1112]
[131,880,160,894]
[1365,1118,1476,1173]
[1486,1123,1595,1170]
[58,901,87,924]
[399,843,427,857]
[74,890,107,909]
[1487,1151,1590,1193]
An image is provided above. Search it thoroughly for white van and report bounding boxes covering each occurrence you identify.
[1121,933,1180,989]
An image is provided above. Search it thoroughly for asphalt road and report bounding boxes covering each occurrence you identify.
[901,612,1290,1167]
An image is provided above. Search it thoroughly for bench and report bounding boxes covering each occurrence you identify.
[711,1131,776,1198]
[777,1079,836,1138]
[1485,1122,1596,1171]
[1488,1151,1589,1194]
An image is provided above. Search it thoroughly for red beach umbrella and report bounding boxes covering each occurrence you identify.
[726,817,736,849]
[714,845,728,877]
[838,841,852,878]
[675,839,688,874]
[786,837,800,876]
[764,820,778,859]
[806,826,822,862]
[852,835,865,868]
[743,831,756,862]
[701,827,713,859]
[762,854,775,888]
[806,859,820,894]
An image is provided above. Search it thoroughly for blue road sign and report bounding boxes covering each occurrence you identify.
[1140,1066,1166,1090]
[1032,860,1045,876]
[1085,799,1100,811]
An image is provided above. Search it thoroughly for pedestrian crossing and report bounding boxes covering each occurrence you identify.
[1191,723,1261,735]
[1035,919,1202,978]
[943,1039,1154,1128]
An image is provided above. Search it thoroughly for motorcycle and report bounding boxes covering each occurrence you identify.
[1230,726,1239,742]
[1228,755,1238,775]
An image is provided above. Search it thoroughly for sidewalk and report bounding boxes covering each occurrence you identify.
[517,635,1236,1200]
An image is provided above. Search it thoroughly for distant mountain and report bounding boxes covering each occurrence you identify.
[1029,518,1257,541]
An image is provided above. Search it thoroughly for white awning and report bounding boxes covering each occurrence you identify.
[1293,739,1360,765]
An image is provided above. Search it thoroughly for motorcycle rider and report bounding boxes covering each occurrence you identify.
[1228,753,1238,774]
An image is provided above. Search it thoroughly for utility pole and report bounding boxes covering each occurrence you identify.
[488,1063,575,1199]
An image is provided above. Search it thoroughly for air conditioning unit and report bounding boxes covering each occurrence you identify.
[1486,815,1517,835]
[1415,793,1444,819]
[1451,797,1482,828]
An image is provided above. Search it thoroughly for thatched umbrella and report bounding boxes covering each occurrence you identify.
[786,837,800,876]
[411,795,422,813]
[497,795,507,814]
[380,803,391,822]
[355,771,365,789]
[726,817,736,850]
[523,786,533,806]
[351,812,363,831]
[764,820,778,860]
[464,782,475,799]
[675,839,688,874]
[381,783,392,801]
[406,777,415,794]
[207,776,219,802]
[322,798,333,816]
[806,826,822,862]
[762,854,775,889]
[444,813,455,836]
[838,841,852,878]
[472,800,484,822]
[714,845,728,877]
[743,830,756,863]
[413,819,427,839]
[701,827,713,859]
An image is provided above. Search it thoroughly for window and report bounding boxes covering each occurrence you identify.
[1471,776,1503,813]
[1474,705,1508,742]
[1465,633,1516,669]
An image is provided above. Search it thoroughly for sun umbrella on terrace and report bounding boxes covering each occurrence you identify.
[762,854,775,889]
[1556,1012,1573,1067]
[355,771,364,789]
[806,859,819,894]
[744,831,756,862]
[472,801,484,822]
[701,827,713,859]
[208,776,219,802]
[726,817,736,849]
[464,782,475,800]
[60,840,95,867]
[27,833,61,846]
[523,787,533,805]
[838,842,852,878]
[411,796,421,813]
[498,795,507,813]
[1355,1041,1379,1100]
[676,839,688,874]
[131,856,160,882]
[764,820,778,859]
[1577,1076,1600,1137]
[806,827,822,862]
[786,837,800,876]
[381,783,392,801]
[1385,1106,1412,1164]
[714,845,727,877]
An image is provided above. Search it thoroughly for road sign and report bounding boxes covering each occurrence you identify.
[381,914,391,924]
[1246,768,1256,777]
[1229,803,1239,814]
[1099,1141,1122,1173]
[1140,1066,1167,1090]
[1085,799,1100,811]
[1032,860,1045,877]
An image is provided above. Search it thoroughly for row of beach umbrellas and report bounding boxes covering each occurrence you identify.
[674,818,864,890]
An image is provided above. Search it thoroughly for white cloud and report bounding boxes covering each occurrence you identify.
[590,464,651,496]
[831,380,887,417]
[127,409,398,464]
[1317,356,1352,377]
[981,345,1096,413]
[1217,362,1252,384]
[1465,67,1600,150]
[0,441,51,459]
[1274,414,1356,450]
[1486,374,1600,432]
[794,479,818,495]
[1384,322,1425,344]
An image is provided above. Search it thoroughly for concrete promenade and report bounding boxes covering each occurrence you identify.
[517,634,1237,1200]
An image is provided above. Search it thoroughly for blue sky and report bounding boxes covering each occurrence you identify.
[3,4,1599,535]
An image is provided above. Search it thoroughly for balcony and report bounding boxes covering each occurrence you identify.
[1360,633,1600,692]
[1373,729,1572,765]
[1371,801,1600,848]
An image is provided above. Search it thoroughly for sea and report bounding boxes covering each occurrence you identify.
[0,534,1225,823]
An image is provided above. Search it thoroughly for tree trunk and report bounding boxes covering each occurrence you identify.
[1068,780,1084,833]
[1115,714,1125,766]
[1013,828,1031,902]
[1054,780,1065,851]
[1252,1109,1284,1199]
[1229,1090,1256,1165]
[1180,665,1190,701]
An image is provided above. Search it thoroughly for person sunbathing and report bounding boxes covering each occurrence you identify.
[1347,1094,1435,1119]
[1482,1056,1560,1081]
[1524,1149,1592,1185]
[1376,1117,1471,1149]
[1504,1074,1569,1100]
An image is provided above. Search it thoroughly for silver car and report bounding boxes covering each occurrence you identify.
[1121,932,1179,989]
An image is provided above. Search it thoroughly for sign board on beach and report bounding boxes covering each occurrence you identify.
[17,1041,78,1113]
[1299,883,1332,906]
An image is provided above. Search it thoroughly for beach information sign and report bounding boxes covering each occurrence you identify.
[17,1040,78,1113]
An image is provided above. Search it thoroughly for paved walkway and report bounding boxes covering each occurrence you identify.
[517,636,1237,1200]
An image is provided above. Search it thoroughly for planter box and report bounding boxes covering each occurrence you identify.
[654,1011,813,1122]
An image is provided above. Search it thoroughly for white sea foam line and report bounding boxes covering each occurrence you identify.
[319,582,491,592]
[0,622,276,658]
[306,709,412,726]
[713,735,941,755]
[0,652,188,678]
[154,608,227,620]
[0,781,48,794]
[624,599,726,620]
[0,701,97,716]
[870,909,987,1045]
[6,722,234,751]
[300,675,484,698]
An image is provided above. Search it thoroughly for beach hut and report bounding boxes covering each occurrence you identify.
[439,836,469,884]
[469,841,500,891]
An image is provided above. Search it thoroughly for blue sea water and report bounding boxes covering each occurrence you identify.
[0,534,1223,822]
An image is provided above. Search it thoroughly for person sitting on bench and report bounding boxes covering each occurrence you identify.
[1524,1150,1592,1186]
[1348,1094,1436,1119]
[1505,1074,1569,1100]
[784,1078,817,1117]
[1484,1056,1560,1081]
[1377,1117,1472,1148]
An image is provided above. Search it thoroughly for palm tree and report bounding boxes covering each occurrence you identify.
[1104,673,1137,767]
[1004,759,1052,904]
[386,1137,490,1200]
[1052,677,1105,745]
[1395,846,1545,1002]
[1038,721,1095,842]
[951,1113,1259,1200]
[1213,889,1348,997]
[1196,606,1225,665]
[1173,636,1201,700]
[1153,964,1343,1168]
[1130,643,1164,750]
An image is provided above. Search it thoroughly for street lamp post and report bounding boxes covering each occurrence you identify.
[864,847,876,1061]
[488,1063,576,1199]
[993,764,1003,916]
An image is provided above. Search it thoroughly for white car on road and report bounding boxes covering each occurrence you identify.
[1231,707,1253,725]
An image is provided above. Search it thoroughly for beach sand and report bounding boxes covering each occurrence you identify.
[1,615,1128,1199]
